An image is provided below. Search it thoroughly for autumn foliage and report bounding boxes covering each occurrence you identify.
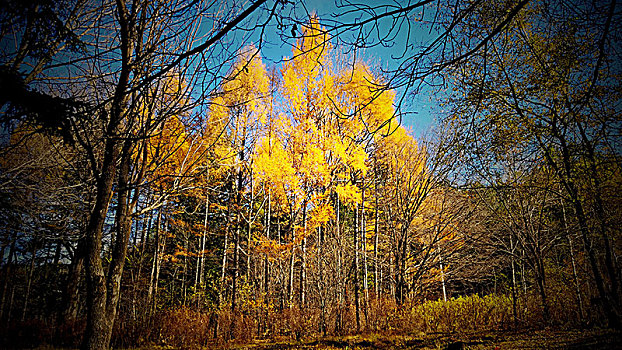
[1,3,621,349]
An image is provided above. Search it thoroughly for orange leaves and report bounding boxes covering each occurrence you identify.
[255,238,291,262]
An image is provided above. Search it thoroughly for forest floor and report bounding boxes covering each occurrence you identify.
[213,328,622,349]
[29,327,622,349]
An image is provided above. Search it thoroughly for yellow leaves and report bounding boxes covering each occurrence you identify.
[281,17,334,123]
[338,63,396,137]
[255,238,291,262]
[298,142,330,188]
[253,136,301,207]
[221,46,269,113]
[349,144,368,175]
[254,137,296,184]
[208,46,270,167]
[335,183,361,206]
[281,64,306,116]
[143,114,195,189]
[307,203,334,231]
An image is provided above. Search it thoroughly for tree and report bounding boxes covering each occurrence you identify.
[208,46,270,338]
[443,0,622,328]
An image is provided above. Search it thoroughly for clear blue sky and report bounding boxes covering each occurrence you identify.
[253,0,441,137]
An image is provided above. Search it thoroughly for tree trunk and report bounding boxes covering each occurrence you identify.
[195,190,209,308]
[147,208,161,311]
[374,186,379,298]
[361,189,369,326]
[300,199,307,307]
[510,235,517,328]
[0,231,17,320]
[535,260,550,324]
[246,172,254,284]
[561,200,585,322]
[288,234,295,307]
[82,144,120,350]
[439,253,447,302]
[263,191,271,297]
[230,160,244,338]
[335,195,344,334]
[21,243,37,321]
[82,1,134,345]
[60,239,85,322]
[354,203,361,332]
[538,126,621,328]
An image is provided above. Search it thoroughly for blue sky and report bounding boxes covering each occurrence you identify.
[250,0,441,137]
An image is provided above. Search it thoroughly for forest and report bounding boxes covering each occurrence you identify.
[0,0,621,349]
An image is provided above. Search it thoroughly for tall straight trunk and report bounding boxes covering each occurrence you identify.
[354,203,361,332]
[21,244,37,321]
[182,235,188,306]
[389,256,395,300]
[300,199,307,307]
[0,231,17,320]
[300,237,307,306]
[231,220,240,314]
[147,209,159,308]
[576,121,620,304]
[535,260,550,323]
[212,200,231,339]
[335,195,344,334]
[132,211,150,320]
[561,201,585,322]
[361,189,369,326]
[263,192,271,297]
[261,191,271,335]
[521,259,527,315]
[7,285,15,322]
[510,235,517,328]
[219,190,232,307]
[568,235,585,320]
[288,226,295,307]
[82,158,118,350]
[218,223,229,302]
[318,226,327,336]
[230,160,244,338]
[439,253,447,302]
[571,193,618,326]
[137,208,153,317]
[131,213,139,248]
[246,173,254,284]
[396,229,408,305]
[140,206,152,258]
[139,208,151,254]
[277,220,285,311]
[196,191,209,306]
[155,217,168,314]
[374,187,379,298]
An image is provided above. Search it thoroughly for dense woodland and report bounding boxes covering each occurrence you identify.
[0,0,621,349]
